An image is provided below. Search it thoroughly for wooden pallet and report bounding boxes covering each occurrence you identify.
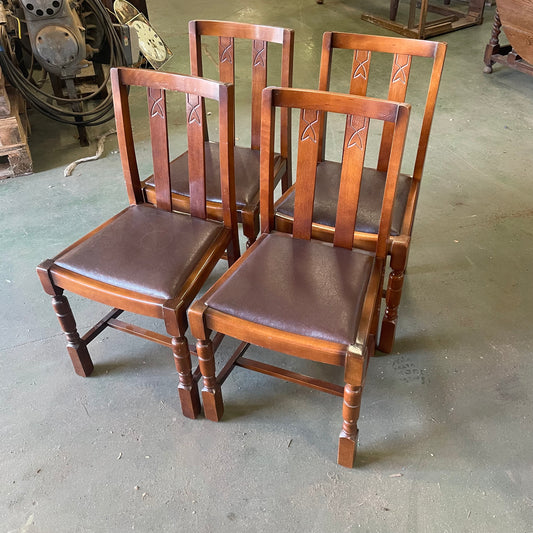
[0,72,32,179]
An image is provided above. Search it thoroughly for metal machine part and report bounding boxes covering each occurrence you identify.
[0,0,170,146]
[19,0,87,78]
[0,0,128,146]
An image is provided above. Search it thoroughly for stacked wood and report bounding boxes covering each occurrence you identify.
[0,69,32,179]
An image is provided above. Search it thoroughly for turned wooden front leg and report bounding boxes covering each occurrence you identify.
[380,240,408,354]
[338,384,362,468]
[172,336,201,419]
[51,293,93,377]
[196,339,224,421]
[379,268,404,353]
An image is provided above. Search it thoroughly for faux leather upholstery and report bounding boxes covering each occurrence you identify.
[55,204,224,300]
[145,142,283,208]
[206,233,374,345]
[276,162,412,236]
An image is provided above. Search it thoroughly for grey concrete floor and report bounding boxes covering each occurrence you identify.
[2,0,533,531]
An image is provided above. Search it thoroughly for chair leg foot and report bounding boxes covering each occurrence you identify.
[338,429,358,468]
[201,387,224,421]
[196,339,224,421]
[52,294,94,377]
[337,384,362,467]
[66,344,93,378]
[172,337,201,419]
[178,385,201,419]
[378,321,396,354]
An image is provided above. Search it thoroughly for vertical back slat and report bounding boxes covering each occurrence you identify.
[219,36,235,84]
[189,20,209,142]
[189,21,203,77]
[333,115,370,249]
[376,105,410,258]
[147,87,171,212]
[317,39,372,163]
[317,32,333,162]
[260,88,276,234]
[186,92,207,219]
[412,43,446,180]
[111,69,142,205]
[279,30,294,177]
[218,83,236,228]
[349,49,371,95]
[377,53,412,171]
[251,39,268,150]
[292,108,321,240]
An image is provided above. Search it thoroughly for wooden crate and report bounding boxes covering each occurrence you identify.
[0,74,32,179]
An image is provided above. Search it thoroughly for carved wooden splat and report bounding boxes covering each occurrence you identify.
[148,87,165,118]
[220,38,233,64]
[186,93,202,125]
[392,54,411,85]
[352,50,370,81]
[301,109,319,143]
[253,40,266,67]
[346,115,369,151]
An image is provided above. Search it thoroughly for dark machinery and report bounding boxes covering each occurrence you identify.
[0,0,133,144]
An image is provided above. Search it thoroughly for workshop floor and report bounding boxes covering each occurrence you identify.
[2,0,533,531]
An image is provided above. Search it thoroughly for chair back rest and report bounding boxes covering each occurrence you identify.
[318,32,446,180]
[189,20,294,155]
[261,87,410,258]
[110,67,237,230]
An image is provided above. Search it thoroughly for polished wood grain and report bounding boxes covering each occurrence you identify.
[483,8,533,76]
[275,32,447,353]
[495,0,533,65]
[142,20,294,248]
[36,67,240,419]
[188,87,410,467]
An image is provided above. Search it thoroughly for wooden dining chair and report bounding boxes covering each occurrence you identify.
[143,20,294,248]
[36,67,239,419]
[188,87,410,467]
[275,32,447,353]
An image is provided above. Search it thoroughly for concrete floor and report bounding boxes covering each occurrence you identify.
[2,0,533,531]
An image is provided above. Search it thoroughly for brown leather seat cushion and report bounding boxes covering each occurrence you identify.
[55,205,224,300]
[145,142,283,208]
[206,233,374,345]
[276,161,412,236]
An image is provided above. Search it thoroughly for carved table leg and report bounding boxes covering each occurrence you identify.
[172,336,201,419]
[483,9,501,73]
[52,293,94,377]
[338,384,362,468]
[197,339,224,421]
[390,0,400,21]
